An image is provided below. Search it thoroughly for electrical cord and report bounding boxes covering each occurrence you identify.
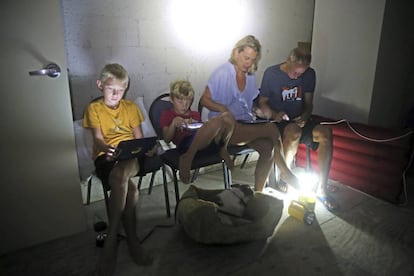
[139,199,184,244]
[320,119,414,142]
[320,118,414,205]
[93,198,182,247]
[139,222,176,244]
[400,148,414,205]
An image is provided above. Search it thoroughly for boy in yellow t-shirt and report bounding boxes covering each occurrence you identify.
[83,63,152,275]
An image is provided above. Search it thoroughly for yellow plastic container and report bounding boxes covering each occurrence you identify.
[298,194,316,212]
[288,200,315,225]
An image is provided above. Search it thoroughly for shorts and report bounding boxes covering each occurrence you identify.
[94,155,116,187]
[94,155,142,187]
[275,118,320,151]
[177,132,222,155]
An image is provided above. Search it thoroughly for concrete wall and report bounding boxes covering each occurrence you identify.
[312,0,414,128]
[369,0,414,128]
[311,0,386,125]
[61,0,315,120]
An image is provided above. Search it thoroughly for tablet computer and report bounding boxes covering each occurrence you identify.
[183,122,204,130]
[237,119,275,124]
[115,137,157,161]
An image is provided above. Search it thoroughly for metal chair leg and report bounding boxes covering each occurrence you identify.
[171,167,180,204]
[240,154,250,169]
[102,185,110,220]
[147,171,156,195]
[222,161,232,189]
[137,176,143,190]
[86,175,92,205]
[161,166,171,217]
[266,163,279,188]
[190,168,200,183]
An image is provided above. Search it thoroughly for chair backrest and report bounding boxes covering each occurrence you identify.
[149,93,173,138]
[197,99,210,122]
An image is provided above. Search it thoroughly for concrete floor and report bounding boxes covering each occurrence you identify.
[1,162,414,276]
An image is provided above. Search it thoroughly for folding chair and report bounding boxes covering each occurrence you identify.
[86,155,170,217]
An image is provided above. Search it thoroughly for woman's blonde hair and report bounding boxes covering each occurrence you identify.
[229,35,262,74]
[99,63,129,86]
[170,80,195,100]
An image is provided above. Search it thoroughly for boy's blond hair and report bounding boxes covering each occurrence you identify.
[99,63,129,86]
[170,80,195,100]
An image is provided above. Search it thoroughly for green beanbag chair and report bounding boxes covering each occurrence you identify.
[176,185,284,244]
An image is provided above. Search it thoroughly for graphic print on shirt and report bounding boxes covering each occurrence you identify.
[281,86,302,101]
[111,117,129,133]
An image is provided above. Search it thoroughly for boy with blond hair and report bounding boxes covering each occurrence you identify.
[83,63,152,275]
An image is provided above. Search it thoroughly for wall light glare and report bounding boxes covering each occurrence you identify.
[171,0,246,52]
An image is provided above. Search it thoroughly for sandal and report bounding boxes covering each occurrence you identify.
[275,180,288,193]
[316,194,338,211]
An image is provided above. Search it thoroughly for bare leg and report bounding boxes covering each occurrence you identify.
[179,112,235,183]
[216,112,236,170]
[245,138,274,191]
[261,123,300,190]
[229,122,300,191]
[272,135,301,190]
[281,123,302,169]
[274,123,302,192]
[312,125,337,211]
[122,179,153,265]
[313,125,333,196]
[95,159,142,276]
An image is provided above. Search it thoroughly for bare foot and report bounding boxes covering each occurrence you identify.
[219,146,234,170]
[179,154,191,184]
[128,241,154,266]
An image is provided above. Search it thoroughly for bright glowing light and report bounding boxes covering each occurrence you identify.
[279,171,318,201]
[171,0,246,52]
[296,171,319,193]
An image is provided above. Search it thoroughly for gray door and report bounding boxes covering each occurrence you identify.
[0,0,86,254]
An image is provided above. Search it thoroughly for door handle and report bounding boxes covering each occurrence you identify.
[29,63,61,78]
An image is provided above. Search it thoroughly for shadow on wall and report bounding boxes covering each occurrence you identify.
[68,75,101,120]
[68,73,171,121]
[313,96,369,125]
